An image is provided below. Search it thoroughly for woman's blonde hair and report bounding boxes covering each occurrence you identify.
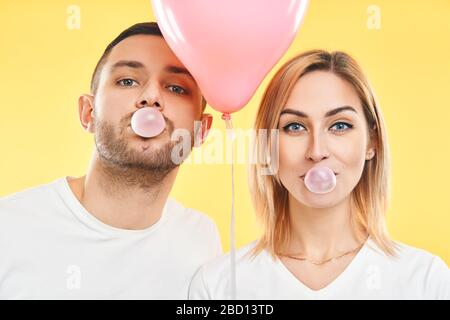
[249,50,397,258]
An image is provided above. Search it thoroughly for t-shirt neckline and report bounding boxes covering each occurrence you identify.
[272,237,371,297]
[55,176,170,237]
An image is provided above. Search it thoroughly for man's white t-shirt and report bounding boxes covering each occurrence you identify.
[0,177,222,299]
[189,239,450,300]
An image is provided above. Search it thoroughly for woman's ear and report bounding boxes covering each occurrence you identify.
[366,138,376,160]
[366,148,375,161]
[78,94,95,133]
[366,123,377,160]
[195,113,213,147]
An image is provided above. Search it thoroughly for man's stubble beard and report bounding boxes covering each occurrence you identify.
[92,112,191,191]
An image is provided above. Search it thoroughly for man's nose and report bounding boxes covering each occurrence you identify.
[136,82,163,110]
[305,131,330,162]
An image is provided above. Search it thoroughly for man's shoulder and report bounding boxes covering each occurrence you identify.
[165,197,216,230]
[0,179,61,218]
[164,198,222,256]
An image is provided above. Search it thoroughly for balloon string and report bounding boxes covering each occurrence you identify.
[222,113,236,300]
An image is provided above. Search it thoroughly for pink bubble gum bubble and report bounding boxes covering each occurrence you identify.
[130,107,166,138]
[304,166,336,194]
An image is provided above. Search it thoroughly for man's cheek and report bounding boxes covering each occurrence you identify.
[168,109,195,129]
[174,120,195,135]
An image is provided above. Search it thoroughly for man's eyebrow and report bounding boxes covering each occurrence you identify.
[109,61,194,80]
[280,106,358,118]
[110,60,145,71]
[164,65,194,80]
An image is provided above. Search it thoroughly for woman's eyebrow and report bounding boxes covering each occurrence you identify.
[279,108,308,118]
[325,106,357,117]
[280,106,357,118]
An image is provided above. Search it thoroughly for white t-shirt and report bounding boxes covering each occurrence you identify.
[0,177,222,299]
[189,239,450,300]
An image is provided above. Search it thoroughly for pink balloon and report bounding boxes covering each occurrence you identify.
[152,0,309,113]
[130,107,166,138]
[304,166,336,194]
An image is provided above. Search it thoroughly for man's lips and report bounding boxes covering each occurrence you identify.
[127,124,166,136]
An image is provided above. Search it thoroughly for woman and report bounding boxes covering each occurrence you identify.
[189,50,450,299]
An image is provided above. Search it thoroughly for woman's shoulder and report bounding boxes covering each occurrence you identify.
[367,238,448,268]
[199,241,270,276]
[366,238,450,298]
[189,241,275,297]
[390,240,447,266]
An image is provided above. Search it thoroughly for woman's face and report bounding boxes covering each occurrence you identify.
[277,71,375,209]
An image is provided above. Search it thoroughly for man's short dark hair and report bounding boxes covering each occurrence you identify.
[90,22,206,109]
[90,22,161,95]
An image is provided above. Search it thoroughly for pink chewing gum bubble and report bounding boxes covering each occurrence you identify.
[130,107,166,138]
[304,166,336,194]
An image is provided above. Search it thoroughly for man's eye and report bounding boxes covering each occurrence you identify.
[283,122,306,133]
[117,79,138,87]
[167,85,187,95]
[330,122,353,132]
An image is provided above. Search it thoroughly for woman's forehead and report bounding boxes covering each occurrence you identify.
[283,71,363,117]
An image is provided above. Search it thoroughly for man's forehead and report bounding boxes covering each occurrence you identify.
[106,34,182,70]
[106,59,195,81]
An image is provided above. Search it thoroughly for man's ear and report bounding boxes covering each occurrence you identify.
[195,113,213,147]
[78,94,95,133]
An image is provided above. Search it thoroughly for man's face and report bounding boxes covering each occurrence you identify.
[89,35,204,171]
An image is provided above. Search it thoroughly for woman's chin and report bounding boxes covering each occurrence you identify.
[295,192,345,209]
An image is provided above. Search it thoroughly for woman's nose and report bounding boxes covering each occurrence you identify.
[305,131,330,162]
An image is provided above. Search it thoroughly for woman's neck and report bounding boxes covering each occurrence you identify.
[286,195,366,260]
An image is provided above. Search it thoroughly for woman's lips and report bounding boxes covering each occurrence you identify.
[300,172,339,180]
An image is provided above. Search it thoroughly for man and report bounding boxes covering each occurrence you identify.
[0,22,221,299]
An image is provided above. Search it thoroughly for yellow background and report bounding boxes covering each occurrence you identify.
[1,0,449,263]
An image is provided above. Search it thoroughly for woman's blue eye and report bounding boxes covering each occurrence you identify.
[117,79,138,87]
[168,85,187,95]
[330,122,353,132]
[283,122,305,133]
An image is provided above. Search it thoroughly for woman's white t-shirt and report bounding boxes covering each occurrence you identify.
[189,239,450,300]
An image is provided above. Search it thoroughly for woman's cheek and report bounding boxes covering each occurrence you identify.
[279,137,300,169]
[335,132,366,163]
[332,136,367,187]
[278,136,306,189]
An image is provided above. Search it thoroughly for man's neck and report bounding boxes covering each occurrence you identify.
[68,153,178,230]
